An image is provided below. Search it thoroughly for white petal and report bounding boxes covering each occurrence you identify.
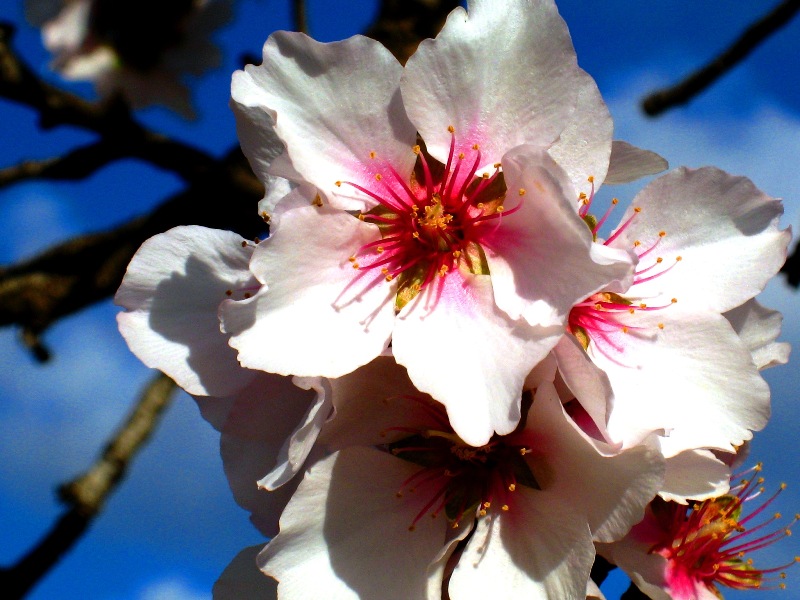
[598,311,770,457]
[233,32,417,211]
[449,489,594,600]
[547,72,613,197]
[393,271,562,446]
[484,145,634,327]
[222,204,395,377]
[660,449,730,504]
[115,226,257,397]
[527,383,663,543]
[553,335,613,439]
[402,0,582,170]
[212,373,317,537]
[724,299,790,370]
[608,167,790,313]
[257,376,332,490]
[260,448,446,599]
[604,141,668,185]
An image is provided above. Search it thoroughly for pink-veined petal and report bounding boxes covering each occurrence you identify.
[607,167,790,313]
[482,145,634,327]
[402,0,581,171]
[393,271,562,446]
[233,31,417,211]
[222,204,396,378]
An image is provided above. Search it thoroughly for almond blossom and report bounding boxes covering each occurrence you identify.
[26,0,231,116]
[555,167,789,457]
[599,464,800,599]
[223,0,638,446]
[251,356,664,599]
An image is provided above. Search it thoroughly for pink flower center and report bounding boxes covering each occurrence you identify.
[338,129,521,307]
[646,464,800,597]
[568,186,681,363]
[380,395,540,531]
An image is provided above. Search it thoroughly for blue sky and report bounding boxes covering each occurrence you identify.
[1,1,799,599]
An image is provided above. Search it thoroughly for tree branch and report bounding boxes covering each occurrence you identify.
[0,148,264,354]
[642,0,800,116]
[293,0,308,35]
[0,374,177,599]
[0,23,217,182]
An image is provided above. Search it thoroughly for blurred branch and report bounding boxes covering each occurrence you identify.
[0,23,216,182]
[0,148,264,355]
[293,0,308,34]
[642,0,800,116]
[590,555,615,587]
[0,374,177,599]
[781,243,800,288]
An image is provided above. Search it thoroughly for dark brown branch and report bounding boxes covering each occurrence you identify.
[293,0,309,35]
[621,583,649,599]
[0,374,177,599]
[0,23,217,182]
[642,0,800,116]
[365,0,460,65]
[0,148,264,345]
[590,555,616,587]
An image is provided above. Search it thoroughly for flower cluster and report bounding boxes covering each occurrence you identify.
[26,0,232,116]
[115,0,793,598]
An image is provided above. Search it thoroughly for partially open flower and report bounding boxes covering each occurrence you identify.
[27,0,231,115]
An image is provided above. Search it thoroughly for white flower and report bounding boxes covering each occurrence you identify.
[254,356,664,599]
[556,167,789,457]
[27,0,231,116]
[224,0,636,446]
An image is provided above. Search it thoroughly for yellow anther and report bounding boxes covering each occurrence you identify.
[375,173,383,181]
[612,198,619,205]
[447,125,455,133]
[496,206,505,212]
[243,292,251,299]
[671,298,678,304]
[369,151,376,159]
[483,502,491,508]
[579,192,587,200]
[519,448,528,456]
[358,213,365,221]
[493,162,501,168]
[477,202,485,208]
[482,173,489,179]
[659,230,666,237]
[453,250,462,258]
[376,246,385,253]
[335,181,342,187]
[629,308,635,314]
[225,290,233,296]
[385,274,394,281]
[639,303,647,308]
[348,256,357,262]
[633,240,641,247]
[508,483,516,492]
[452,522,460,529]
[594,303,603,310]
[412,232,420,239]
[658,323,664,329]
[458,152,465,159]
[518,188,526,196]
[381,268,389,274]
[352,263,360,269]
[479,509,487,516]
[634,206,642,213]
[501,504,509,511]
[472,143,480,150]
[438,265,449,276]
[656,257,663,263]
[241,241,248,248]
[412,145,421,155]
[587,176,594,183]
[622,326,629,333]
[676,256,682,262]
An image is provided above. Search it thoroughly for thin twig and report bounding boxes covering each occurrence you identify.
[0,374,178,599]
[620,583,649,599]
[642,0,800,116]
[293,0,308,35]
